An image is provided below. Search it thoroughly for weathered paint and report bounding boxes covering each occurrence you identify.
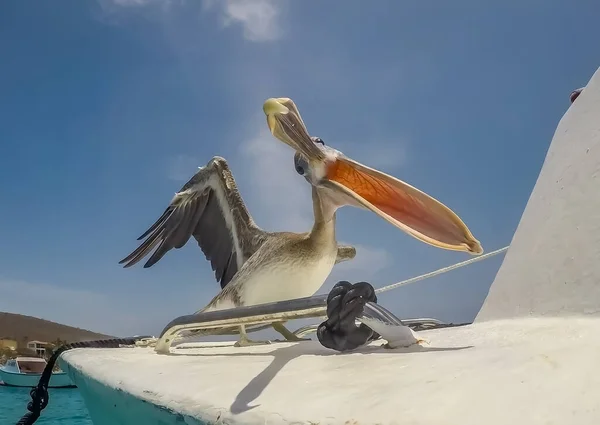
[60,357,206,425]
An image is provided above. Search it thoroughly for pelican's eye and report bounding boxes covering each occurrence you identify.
[294,152,308,176]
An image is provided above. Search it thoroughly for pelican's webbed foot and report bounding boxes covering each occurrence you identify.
[234,325,272,347]
[272,322,311,342]
[234,338,272,347]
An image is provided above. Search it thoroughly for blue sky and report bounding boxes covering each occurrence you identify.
[1,0,598,337]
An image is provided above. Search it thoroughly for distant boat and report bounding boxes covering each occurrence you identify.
[0,356,75,388]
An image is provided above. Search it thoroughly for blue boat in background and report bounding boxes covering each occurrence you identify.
[0,356,75,388]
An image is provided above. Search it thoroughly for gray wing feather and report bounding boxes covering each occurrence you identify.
[119,157,265,289]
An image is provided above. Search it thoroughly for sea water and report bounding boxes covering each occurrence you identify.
[0,385,92,425]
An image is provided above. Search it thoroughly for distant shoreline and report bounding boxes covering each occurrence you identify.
[1,311,114,362]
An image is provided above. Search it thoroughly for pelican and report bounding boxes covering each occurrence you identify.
[119,98,483,347]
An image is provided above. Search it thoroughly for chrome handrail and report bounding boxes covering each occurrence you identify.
[154,294,434,354]
[153,246,509,353]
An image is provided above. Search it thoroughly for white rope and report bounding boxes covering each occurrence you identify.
[374,245,510,294]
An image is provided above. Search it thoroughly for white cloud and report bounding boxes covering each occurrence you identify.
[238,124,313,232]
[327,243,392,286]
[202,0,283,42]
[99,0,284,42]
[340,244,391,273]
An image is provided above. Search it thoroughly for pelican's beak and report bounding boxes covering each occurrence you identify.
[262,96,483,255]
[322,155,483,255]
[263,98,326,161]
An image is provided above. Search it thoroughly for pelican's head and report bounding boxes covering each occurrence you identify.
[263,97,483,255]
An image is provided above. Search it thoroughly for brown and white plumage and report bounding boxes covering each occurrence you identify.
[120,97,483,347]
[119,156,356,345]
[120,156,263,288]
[119,156,356,282]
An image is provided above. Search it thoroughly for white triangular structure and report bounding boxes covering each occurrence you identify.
[59,66,600,425]
[477,71,599,321]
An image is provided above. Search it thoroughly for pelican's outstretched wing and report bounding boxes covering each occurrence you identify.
[119,156,268,289]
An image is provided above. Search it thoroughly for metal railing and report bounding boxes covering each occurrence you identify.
[151,246,509,354]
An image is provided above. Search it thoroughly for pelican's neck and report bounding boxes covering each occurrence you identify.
[309,186,337,246]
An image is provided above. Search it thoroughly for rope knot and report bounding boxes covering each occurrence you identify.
[27,387,48,414]
[317,281,379,352]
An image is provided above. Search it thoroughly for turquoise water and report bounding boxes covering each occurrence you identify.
[0,385,92,425]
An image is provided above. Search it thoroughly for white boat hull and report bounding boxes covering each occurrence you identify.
[58,317,600,425]
[0,367,75,388]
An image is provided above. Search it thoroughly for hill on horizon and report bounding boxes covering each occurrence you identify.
[0,312,114,346]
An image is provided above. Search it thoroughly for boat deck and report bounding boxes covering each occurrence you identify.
[60,316,600,425]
